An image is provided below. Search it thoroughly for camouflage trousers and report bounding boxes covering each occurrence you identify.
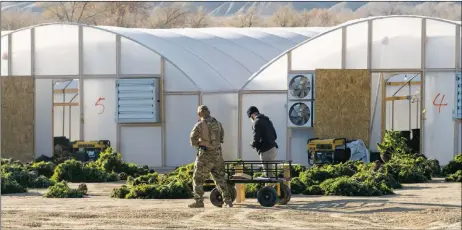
[192,149,231,203]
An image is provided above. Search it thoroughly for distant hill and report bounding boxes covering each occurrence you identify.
[0,1,368,16]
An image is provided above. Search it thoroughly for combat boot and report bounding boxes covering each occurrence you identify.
[188,200,204,208]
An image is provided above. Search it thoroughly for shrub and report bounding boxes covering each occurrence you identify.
[377,130,411,155]
[445,170,462,182]
[127,172,159,186]
[1,174,27,194]
[30,175,55,188]
[442,154,462,176]
[78,184,88,195]
[51,159,119,183]
[110,185,131,198]
[320,177,390,196]
[303,185,323,195]
[95,148,150,177]
[245,183,263,198]
[290,177,306,194]
[299,166,334,186]
[119,172,128,180]
[290,164,306,178]
[30,161,56,178]
[43,181,86,198]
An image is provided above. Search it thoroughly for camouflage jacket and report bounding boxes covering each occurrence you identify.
[190,116,224,151]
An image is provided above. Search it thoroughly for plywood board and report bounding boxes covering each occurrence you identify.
[1,76,35,162]
[314,69,371,146]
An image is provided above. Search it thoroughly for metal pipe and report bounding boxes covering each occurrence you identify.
[62,80,73,137]
[409,80,412,134]
[68,93,79,140]
[391,74,419,97]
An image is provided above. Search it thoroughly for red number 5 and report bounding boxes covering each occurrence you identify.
[95,97,105,114]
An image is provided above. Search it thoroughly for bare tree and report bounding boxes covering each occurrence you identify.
[225,6,261,27]
[355,2,412,17]
[98,2,154,27]
[1,12,45,30]
[297,9,311,27]
[145,3,189,28]
[186,6,210,28]
[42,2,105,24]
[270,4,298,27]
[304,8,335,26]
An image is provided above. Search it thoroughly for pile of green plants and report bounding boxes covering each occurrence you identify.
[111,177,193,199]
[43,181,87,198]
[51,159,119,183]
[443,154,462,182]
[94,148,152,177]
[29,161,56,178]
[1,159,55,194]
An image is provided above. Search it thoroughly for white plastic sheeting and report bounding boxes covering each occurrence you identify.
[1,36,8,76]
[245,16,461,91]
[241,93,287,161]
[423,72,457,165]
[347,140,370,163]
[202,93,239,161]
[11,29,31,76]
[120,126,162,167]
[35,79,53,157]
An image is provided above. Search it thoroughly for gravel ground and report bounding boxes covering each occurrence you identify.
[1,178,461,229]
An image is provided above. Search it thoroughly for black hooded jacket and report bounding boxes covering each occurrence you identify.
[251,114,278,154]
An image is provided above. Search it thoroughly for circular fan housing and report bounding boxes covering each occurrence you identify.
[289,75,311,99]
[289,102,311,126]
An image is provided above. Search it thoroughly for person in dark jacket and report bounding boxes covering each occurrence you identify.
[247,106,278,178]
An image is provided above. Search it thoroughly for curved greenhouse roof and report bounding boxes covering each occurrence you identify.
[243,15,462,90]
[1,24,328,91]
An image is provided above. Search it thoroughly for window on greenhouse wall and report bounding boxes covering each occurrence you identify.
[372,18,422,69]
[116,78,160,123]
[35,25,79,75]
[1,36,8,76]
[12,29,31,76]
[346,22,368,69]
[426,20,456,69]
[83,27,116,75]
[291,29,342,70]
[120,38,161,75]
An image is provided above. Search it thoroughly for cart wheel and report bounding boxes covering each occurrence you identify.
[210,188,224,207]
[209,186,237,207]
[276,183,292,205]
[257,186,278,207]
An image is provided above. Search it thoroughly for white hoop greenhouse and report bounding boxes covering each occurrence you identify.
[1,15,460,168]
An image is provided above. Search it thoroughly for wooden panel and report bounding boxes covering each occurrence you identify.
[314,69,371,147]
[1,76,35,162]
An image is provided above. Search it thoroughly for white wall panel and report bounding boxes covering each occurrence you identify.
[423,72,456,165]
[120,126,162,167]
[1,36,8,76]
[120,37,161,75]
[83,27,116,75]
[241,94,287,161]
[164,60,197,92]
[426,20,456,69]
[11,29,31,76]
[35,25,79,75]
[53,93,80,141]
[35,79,53,157]
[291,29,342,70]
[202,93,238,161]
[243,54,288,91]
[346,22,368,69]
[372,18,422,69]
[290,128,314,165]
[83,79,117,149]
[369,73,382,152]
[165,94,199,167]
[385,84,420,131]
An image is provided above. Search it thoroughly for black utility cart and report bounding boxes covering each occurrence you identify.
[205,160,293,207]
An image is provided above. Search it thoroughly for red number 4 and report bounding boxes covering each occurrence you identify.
[95,97,105,114]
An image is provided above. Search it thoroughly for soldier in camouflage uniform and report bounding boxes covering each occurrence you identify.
[188,105,233,208]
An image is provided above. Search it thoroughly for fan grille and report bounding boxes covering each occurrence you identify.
[289,102,311,126]
[289,74,311,99]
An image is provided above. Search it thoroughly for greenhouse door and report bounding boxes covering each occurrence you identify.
[382,73,422,154]
[0,76,35,162]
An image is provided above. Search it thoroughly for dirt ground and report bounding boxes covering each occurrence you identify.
[1,178,461,229]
